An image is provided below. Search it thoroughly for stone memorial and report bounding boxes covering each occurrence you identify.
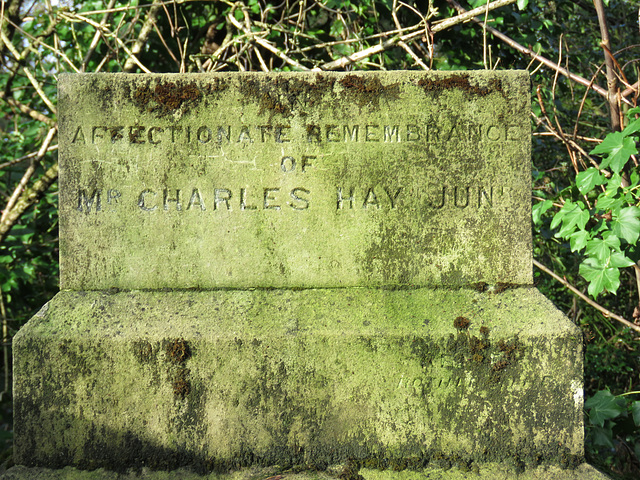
[8,71,608,479]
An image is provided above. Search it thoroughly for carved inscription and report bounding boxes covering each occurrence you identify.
[77,185,507,213]
[71,123,521,145]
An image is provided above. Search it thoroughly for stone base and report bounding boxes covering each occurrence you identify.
[13,288,583,472]
[1,463,611,479]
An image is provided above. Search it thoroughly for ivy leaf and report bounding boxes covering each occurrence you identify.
[556,202,589,238]
[576,168,605,194]
[590,132,637,174]
[550,206,565,230]
[632,401,640,426]
[627,106,640,119]
[596,190,623,212]
[585,390,625,427]
[611,206,640,244]
[569,230,589,252]
[622,118,640,136]
[609,251,635,268]
[591,425,615,448]
[579,257,621,296]
[532,199,553,225]
[585,238,612,263]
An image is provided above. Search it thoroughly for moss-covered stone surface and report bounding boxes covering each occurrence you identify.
[58,71,531,290]
[1,462,610,479]
[14,288,582,472]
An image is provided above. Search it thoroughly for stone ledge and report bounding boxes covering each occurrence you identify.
[14,288,583,471]
[1,463,611,479]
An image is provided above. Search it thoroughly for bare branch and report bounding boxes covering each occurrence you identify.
[593,0,621,131]
[123,0,163,73]
[533,259,640,335]
[0,162,58,244]
[318,0,517,71]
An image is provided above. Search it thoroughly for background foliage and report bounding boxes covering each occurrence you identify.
[1,0,639,478]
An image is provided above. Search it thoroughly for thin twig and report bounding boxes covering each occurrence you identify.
[0,162,58,244]
[446,0,632,106]
[0,144,58,170]
[226,11,310,71]
[82,0,117,71]
[594,0,621,131]
[318,0,517,71]
[123,0,162,72]
[1,127,57,225]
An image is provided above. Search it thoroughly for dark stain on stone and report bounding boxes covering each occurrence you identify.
[492,282,517,294]
[132,340,154,364]
[172,368,191,399]
[238,74,335,118]
[164,338,192,399]
[339,74,400,108]
[166,338,191,364]
[471,281,487,292]
[131,79,225,116]
[491,337,523,375]
[418,74,502,97]
[453,316,470,330]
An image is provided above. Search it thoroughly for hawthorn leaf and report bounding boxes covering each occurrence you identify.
[622,118,640,136]
[556,202,589,238]
[596,192,622,212]
[627,106,640,119]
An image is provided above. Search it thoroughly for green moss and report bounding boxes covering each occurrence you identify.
[14,288,583,472]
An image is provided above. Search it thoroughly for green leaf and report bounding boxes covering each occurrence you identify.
[532,199,553,225]
[576,168,604,194]
[590,132,637,174]
[609,251,635,268]
[579,257,621,297]
[585,238,612,263]
[611,206,640,244]
[632,401,640,426]
[585,390,625,427]
[590,425,615,448]
[555,202,589,238]
[569,230,589,252]
[622,118,640,136]
[596,190,623,212]
[516,0,529,10]
[550,207,565,230]
[627,106,640,120]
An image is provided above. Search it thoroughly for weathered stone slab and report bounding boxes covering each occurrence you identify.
[14,288,581,472]
[1,462,611,480]
[58,72,531,290]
